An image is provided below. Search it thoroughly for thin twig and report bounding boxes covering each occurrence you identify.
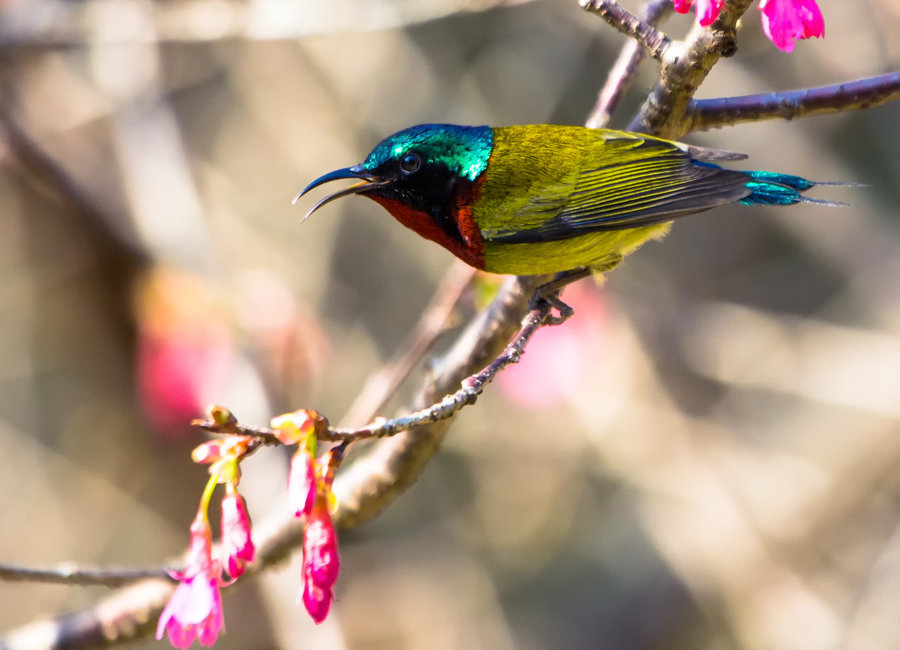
[340,261,476,427]
[0,564,170,587]
[686,72,900,132]
[585,0,672,128]
[193,277,580,445]
[579,0,671,62]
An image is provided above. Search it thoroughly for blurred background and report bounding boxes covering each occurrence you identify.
[1,0,899,648]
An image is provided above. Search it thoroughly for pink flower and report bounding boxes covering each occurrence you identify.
[288,450,316,517]
[157,516,224,648]
[299,496,340,623]
[759,0,824,52]
[672,0,725,27]
[303,502,340,589]
[301,574,334,624]
[221,490,254,579]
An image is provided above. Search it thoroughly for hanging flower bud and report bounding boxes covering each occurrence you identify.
[220,487,254,579]
[157,513,225,648]
[301,574,334,625]
[299,493,340,623]
[302,496,340,590]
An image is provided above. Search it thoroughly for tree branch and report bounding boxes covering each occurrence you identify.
[585,0,672,128]
[628,0,755,137]
[0,563,169,587]
[686,72,900,131]
[195,281,569,445]
[579,0,671,62]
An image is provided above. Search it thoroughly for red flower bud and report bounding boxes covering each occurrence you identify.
[301,574,333,625]
[302,501,340,590]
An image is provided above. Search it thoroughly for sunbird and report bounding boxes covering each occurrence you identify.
[298,124,843,276]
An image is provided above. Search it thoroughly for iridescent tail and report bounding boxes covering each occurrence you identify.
[740,170,854,207]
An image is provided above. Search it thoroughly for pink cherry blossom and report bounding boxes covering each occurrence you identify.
[759,0,824,52]
[157,516,224,648]
[303,504,340,589]
[672,0,725,27]
[221,490,254,579]
[299,496,340,623]
[301,574,333,624]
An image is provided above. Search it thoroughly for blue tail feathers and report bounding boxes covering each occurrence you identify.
[740,170,849,207]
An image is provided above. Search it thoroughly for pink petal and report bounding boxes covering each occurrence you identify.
[303,515,340,589]
[759,0,824,52]
[221,492,255,578]
[796,0,824,38]
[288,451,316,517]
[696,0,725,26]
[672,0,692,14]
[157,518,225,648]
[302,576,333,624]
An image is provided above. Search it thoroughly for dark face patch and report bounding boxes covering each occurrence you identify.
[366,154,470,247]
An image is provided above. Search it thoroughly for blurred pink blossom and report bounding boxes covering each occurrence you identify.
[157,515,224,648]
[498,283,607,410]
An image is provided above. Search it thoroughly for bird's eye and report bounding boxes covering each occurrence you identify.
[399,153,422,174]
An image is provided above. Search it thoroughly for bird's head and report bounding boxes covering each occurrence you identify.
[296,124,493,220]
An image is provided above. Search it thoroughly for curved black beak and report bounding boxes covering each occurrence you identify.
[293,165,390,221]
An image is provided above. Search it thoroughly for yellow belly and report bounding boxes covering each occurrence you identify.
[481,222,671,275]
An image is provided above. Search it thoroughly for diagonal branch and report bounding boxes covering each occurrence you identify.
[194,281,572,445]
[579,0,672,62]
[686,72,900,132]
[585,0,673,128]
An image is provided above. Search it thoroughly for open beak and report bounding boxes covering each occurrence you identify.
[293,166,390,221]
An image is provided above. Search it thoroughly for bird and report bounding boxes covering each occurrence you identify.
[297,124,845,276]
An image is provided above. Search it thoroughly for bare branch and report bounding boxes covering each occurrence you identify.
[340,261,476,427]
[585,0,672,128]
[579,0,671,62]
[0,563,169,587]
[193,275,575,446]
[687,72,900,132]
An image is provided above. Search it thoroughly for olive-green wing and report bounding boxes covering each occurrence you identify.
[483,131,752,244]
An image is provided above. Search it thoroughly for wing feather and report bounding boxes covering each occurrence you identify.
[482,130,752,244]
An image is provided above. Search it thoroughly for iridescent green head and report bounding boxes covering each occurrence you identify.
[297,124,493,219]
[361,124,493,182]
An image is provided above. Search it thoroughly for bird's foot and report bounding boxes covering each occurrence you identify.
[538,294,575,325]
[529,268,592,325]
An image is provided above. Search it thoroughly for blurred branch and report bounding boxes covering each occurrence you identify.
[585,0,672,128]
[579,0,672,62]
[196,276,574,445]
[0,275,553,649]
[0,109,150,268]
[0,564,168,587]
[686,72,900,131]
[5,0,897,646]
[340,261,476,427]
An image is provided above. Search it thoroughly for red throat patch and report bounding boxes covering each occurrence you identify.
[367,189,485,270]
